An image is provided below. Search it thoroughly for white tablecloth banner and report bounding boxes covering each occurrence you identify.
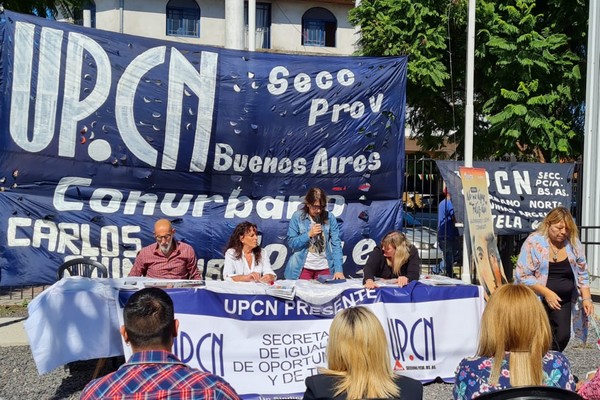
[25,277,123,374]
[118,282,483,398]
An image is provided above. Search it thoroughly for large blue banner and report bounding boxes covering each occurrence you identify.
[0,10,408,286]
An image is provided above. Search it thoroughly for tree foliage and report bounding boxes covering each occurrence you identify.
[2,0,86,22]
[349,0,588,162]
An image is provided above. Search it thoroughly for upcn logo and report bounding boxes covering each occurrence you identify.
[11,22,218,172]
[387,317,436,371]
[173,331,225,376]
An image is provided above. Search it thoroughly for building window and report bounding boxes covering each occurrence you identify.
[245,2,271,49]
[302,7,336,47]
[166,0,200,38]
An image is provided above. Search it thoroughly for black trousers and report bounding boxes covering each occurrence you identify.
[544,301,572,352]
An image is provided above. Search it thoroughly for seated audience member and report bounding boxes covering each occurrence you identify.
[303,306,423,400]
[129,219,200,280]
[453,284,576,400]
[79,287,239,399]
[223,221,276,283]
[578,367,600,399]
[363,231,421,289]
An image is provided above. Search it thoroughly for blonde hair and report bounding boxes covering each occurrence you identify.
[477,284,551,386]
[537,206,579,245]
[321,307,400,399]
[381,231,411,276]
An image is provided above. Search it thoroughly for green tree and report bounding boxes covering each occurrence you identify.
[349,0,587,162]
[349,1,463,157]
[3,0,87,22]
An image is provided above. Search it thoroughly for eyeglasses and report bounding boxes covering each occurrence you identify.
[155,234,172,242]
[309,204,324,210]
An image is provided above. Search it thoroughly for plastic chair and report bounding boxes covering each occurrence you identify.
[475,386,583,400]
[56,258,108,280]
[204,263,224,280]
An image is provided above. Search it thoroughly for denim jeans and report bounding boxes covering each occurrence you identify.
[438,238,458,276]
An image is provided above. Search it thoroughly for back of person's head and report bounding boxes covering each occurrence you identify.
[538,206,578,243]
[477,284,551,387]
[123,287,176,350]
[323,307,400,399]
[381,231,411,274]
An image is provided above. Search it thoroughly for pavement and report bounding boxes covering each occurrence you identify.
[0,286,43,347]
[0,317,29,347]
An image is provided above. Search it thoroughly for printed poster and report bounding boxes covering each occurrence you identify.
[460,167,507,299]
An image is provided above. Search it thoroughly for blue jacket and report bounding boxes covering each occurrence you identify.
[284,210,343,279]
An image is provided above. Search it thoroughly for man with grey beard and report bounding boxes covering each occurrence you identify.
[129,219,200,279]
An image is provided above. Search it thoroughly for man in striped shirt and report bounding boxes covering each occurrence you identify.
[129,219,200,280]
[80,287,240,399]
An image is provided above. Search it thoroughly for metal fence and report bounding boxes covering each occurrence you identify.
[0,285,48,305]
[402,155,600,284]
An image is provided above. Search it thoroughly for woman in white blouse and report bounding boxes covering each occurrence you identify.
[223,221,277,283]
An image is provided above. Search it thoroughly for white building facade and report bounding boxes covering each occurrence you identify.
[90,0,357,55]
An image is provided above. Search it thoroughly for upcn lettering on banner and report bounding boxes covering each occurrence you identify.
[9,23,384,173]
[0,11,409,286]
[388,316,437,372]
[436,161,575,234]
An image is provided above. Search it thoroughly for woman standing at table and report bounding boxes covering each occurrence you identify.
[303,306,423,399]
[363,231,421,289]
[284,187,344,280]
[223,221,276,283]
[516,206,594,351]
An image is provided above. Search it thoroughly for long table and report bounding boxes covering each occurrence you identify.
[25,277,484,398]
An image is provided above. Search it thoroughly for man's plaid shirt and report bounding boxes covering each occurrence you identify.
[80,350,240,400]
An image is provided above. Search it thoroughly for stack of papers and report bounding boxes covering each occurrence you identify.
[265,282,296,300]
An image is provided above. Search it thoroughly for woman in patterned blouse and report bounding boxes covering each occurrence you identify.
[453,284,576,400]
[516,206,594,351]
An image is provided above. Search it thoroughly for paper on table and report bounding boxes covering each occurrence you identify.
[373,278,402,287]
[419,274,466,286]
[142,280,206,288]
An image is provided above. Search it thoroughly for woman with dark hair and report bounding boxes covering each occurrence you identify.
[363,231,421,289]
[285,187,344,280]
[516,206,594,351]
[223,221,276,283]
[303,306,423,399]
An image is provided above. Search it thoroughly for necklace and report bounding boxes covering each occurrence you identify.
[550,243,562,262]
